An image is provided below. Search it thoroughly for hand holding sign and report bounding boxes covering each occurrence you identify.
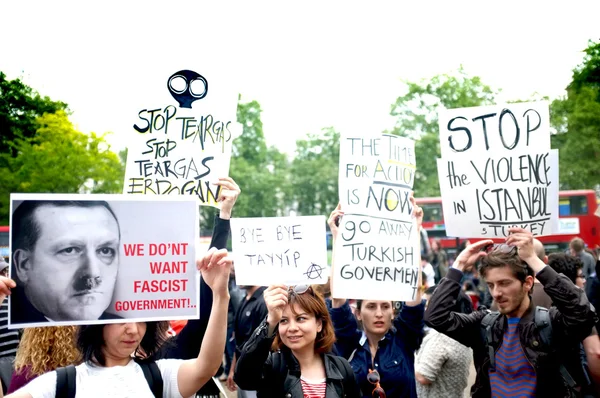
[506,227,540,271]
[215,177,241,220]
[197,248,231,297]
[0,276,15,303]
[453,240,494,273]
[265,284,289,332]
[327,203,344,241]
[410,194,423,232]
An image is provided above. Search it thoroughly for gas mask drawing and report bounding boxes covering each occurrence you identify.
[167,70,208,108]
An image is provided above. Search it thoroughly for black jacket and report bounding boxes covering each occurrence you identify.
[424,266,596,398]
[234,320,361,398]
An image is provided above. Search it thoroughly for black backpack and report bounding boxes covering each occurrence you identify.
[55,360,163,398]
[481,306,584,394]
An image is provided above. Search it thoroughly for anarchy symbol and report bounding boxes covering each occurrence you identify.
[304,263,324,280]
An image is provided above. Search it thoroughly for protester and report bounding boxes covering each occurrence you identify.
[415,285,472,398]
[11,200,122,323]
[234,284,361,397]
[326,201,425,398]
[6,247,231,398]
[428,239,448,284]
[570,237,596,280]
[8,327,79,393]
[425,228,596,397]
[0,259,18,359]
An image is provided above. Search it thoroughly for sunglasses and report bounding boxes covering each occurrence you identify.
[483,243,517,255]
[288,285,312,295]
[367,369,386,398]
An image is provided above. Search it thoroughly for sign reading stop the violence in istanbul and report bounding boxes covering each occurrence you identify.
[436,101,559,239]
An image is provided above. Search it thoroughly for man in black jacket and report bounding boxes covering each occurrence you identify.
[425,227,596,398]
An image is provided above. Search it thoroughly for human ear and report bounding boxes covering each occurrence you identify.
[13,249,32,283]
[316,318,322,333]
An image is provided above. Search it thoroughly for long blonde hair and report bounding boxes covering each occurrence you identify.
[14,326,81,376]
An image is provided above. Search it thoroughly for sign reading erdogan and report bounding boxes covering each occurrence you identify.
[9,193,199,328]
[123,67,242,207]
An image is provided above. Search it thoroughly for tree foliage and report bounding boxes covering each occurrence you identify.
[0,72,68,157]
[0,111,124,223]
[290,127,340,215]
[387,67,497,197]
[551,40,600,190]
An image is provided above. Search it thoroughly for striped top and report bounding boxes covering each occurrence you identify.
[489,317,536,397]
[0,298,20,357]
[301,377,326,398]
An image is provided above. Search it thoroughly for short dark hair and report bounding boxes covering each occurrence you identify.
[548,253,583,284]
[77,321,171,366]
[12,200,121,252]
[479,250,533,283]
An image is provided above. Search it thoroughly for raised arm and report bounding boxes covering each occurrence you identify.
[234,285,287,390]
[424,239,492,348]
[507,228,596,342]
[176,248,231,397]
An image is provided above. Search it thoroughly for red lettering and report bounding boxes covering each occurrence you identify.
[123,243,144,256]
[133,279,188,293]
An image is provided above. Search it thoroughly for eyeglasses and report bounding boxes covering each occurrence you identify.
[577,274,586,279]
[483,243,517,255]
[288,285,312,295]
[367,369,386,398]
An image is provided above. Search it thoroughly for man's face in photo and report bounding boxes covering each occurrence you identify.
[15,204,120,321]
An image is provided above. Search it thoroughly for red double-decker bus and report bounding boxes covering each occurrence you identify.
[417,189,600,256]
[0,225,9,262]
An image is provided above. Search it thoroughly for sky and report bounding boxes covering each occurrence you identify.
[2,1,599,156]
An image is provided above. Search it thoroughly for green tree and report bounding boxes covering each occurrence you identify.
[0,111,124,223]
[551,40,600,190]
[0,72,68,157]
[290,127,340,215]
[388,67,497,197]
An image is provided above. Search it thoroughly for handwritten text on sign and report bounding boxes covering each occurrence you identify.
[334,134,420,301]
[436,101,559,238]
[231,216,328,286]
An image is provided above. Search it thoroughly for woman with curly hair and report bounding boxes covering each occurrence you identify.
[7,327,80,393]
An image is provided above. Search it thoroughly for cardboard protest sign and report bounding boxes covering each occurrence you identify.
[123,67,242,207]
[436,101,559,238]
[332,134,421,301]
[9,193,199,328]
[231,216,328,286]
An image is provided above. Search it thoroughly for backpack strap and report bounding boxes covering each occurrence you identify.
[481,311,501,371]
[138,360,163,398]
[55,365,76,398]
[534,306,578,390]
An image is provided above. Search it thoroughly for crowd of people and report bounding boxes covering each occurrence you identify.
[0,178,599,398]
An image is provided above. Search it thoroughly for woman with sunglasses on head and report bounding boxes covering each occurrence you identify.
[327,201,426,398]
[234,284,361,398]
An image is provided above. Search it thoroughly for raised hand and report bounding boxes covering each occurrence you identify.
[264,284,288,327]
[453,240,494,273]
[409,193,424,231]
[196,247,231,297]
[215,177,241,220]
[506,227,544,273]
[0,276,15,302]
[327,203,343,241]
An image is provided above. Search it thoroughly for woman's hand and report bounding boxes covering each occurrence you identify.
[197,248,231,298]
[327,203,343,242]
[0,276,15,303]
[264,284,288,327]
[215,177,241,220]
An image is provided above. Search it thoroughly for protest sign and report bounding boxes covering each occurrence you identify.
[436,101,559,238]
[9,193,199,328]
[123,67,242,207]
[231,216,328,286]
[333,134,421,301]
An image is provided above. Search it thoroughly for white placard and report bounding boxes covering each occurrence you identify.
[438,101,550,159]
[436,149,559,238]
[9,194,199,328]
[231,216,328,286]
[123,67,242,207]
[333,133,421,301]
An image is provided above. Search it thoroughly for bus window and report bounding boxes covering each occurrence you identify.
[422,203,443,222]
[559,196,589,216]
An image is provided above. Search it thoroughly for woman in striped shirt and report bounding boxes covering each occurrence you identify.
[235,285,361,398]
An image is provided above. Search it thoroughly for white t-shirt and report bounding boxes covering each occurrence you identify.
[16,359,185,398]
[422,262,436,287]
